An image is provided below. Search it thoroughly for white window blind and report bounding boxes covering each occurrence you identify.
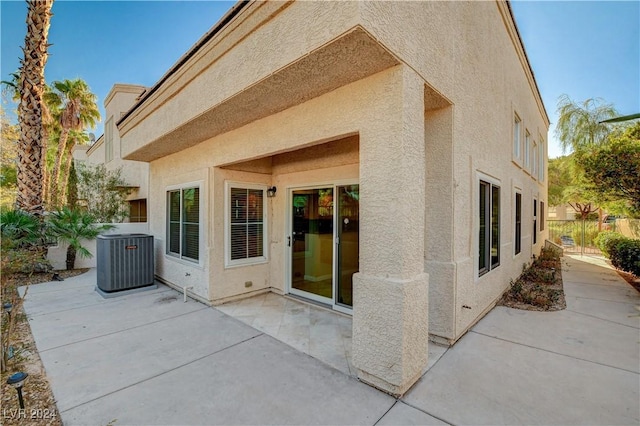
[230,187,264,262]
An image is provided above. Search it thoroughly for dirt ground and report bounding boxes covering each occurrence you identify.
[499,252,566,311]
[616,269,640,293]
[1,269,87,426]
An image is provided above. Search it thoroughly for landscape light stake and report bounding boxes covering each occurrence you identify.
[2,303,13,368]
[6,371,28,409]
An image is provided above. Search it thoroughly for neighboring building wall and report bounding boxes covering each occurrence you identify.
[103,84,149,203]
[616,219,640,239]
[548,204,578,220]
[75,84,149,222]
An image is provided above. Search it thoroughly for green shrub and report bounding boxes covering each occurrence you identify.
[1,210,42,250]
[47,207,114,270]
[0,210,51,273]
[594,231,626,258]
[609,238,640,277]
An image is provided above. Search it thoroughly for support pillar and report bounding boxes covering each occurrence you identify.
[353,66,428,396]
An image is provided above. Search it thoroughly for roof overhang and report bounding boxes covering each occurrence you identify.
[122,26,399,162]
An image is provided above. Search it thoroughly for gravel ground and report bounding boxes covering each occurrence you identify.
[1,269,87,426]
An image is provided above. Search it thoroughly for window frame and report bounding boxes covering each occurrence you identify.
[225,182,268,268]
[514,190,522,256]
[532,139,538,180]
[524,130,531,172]
[478,176,501,277]
[513,113,522,163]
[166,183,202,264]
[128,199,147,223]
[533,198,538,245]
[538,137,545,182]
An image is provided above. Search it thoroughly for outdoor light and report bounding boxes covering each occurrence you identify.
[267,186,277,198]
[6,372,28,409]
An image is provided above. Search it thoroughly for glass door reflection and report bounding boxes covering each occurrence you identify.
[336,185,358,308]
[291,188,334,301]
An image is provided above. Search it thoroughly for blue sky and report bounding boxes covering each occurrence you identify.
[1,0,639,159]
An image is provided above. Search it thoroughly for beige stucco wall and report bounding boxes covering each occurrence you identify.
[117,0,549,391]
[149,160,210,301]
[145,68,387,301]
[79,84,150,204]
[354,0,548,342]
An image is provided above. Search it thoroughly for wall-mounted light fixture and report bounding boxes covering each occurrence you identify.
[267,186,277,198]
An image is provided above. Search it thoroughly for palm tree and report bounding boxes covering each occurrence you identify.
[0,72,21,102]
[0,209,43,250]
[48,79,100,208]
[47,207,114,270]
[555,94,618,154]
[15,0,54,216]
[41,84,62,206]
[3,77,61,209]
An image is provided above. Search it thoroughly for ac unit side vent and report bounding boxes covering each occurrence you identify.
[97,234,155,292]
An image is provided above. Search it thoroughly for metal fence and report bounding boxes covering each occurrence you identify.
[547,219,610,255]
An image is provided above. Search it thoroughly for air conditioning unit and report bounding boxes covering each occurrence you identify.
[97,234,155,293]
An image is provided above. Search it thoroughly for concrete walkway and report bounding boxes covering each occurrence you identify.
[20,255,639,425]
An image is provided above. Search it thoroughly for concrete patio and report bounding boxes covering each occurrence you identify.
[19,255,640,425]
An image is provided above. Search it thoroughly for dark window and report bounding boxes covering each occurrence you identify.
[128,199,147,223]
[533,199,538,245]
[479,180,500,276]
[515,192,522,255]
[166,187,199,261]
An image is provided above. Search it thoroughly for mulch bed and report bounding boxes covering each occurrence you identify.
[615,269,640,293]
[1,269,87,426]
[499,252,566,311]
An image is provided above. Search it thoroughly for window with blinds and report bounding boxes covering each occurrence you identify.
[166,187,200,262]
[128,199,147,223]
[227,185,266,266]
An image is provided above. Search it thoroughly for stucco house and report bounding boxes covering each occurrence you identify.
[109,0,548,395]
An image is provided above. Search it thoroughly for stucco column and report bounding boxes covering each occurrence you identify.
[353,66,428,396]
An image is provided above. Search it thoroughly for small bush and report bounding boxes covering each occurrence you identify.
[594,231,626,258]
[1,210,51,274]
[609,238,640,277]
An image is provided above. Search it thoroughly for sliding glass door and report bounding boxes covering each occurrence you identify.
[289,184,359,310]
[336,185,358,308]
[291,188,334,302]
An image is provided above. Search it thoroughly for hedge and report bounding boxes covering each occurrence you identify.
[609,237,640,278]
[594,231,626,258]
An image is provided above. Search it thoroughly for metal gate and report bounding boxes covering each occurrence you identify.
[547,220,604,255]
